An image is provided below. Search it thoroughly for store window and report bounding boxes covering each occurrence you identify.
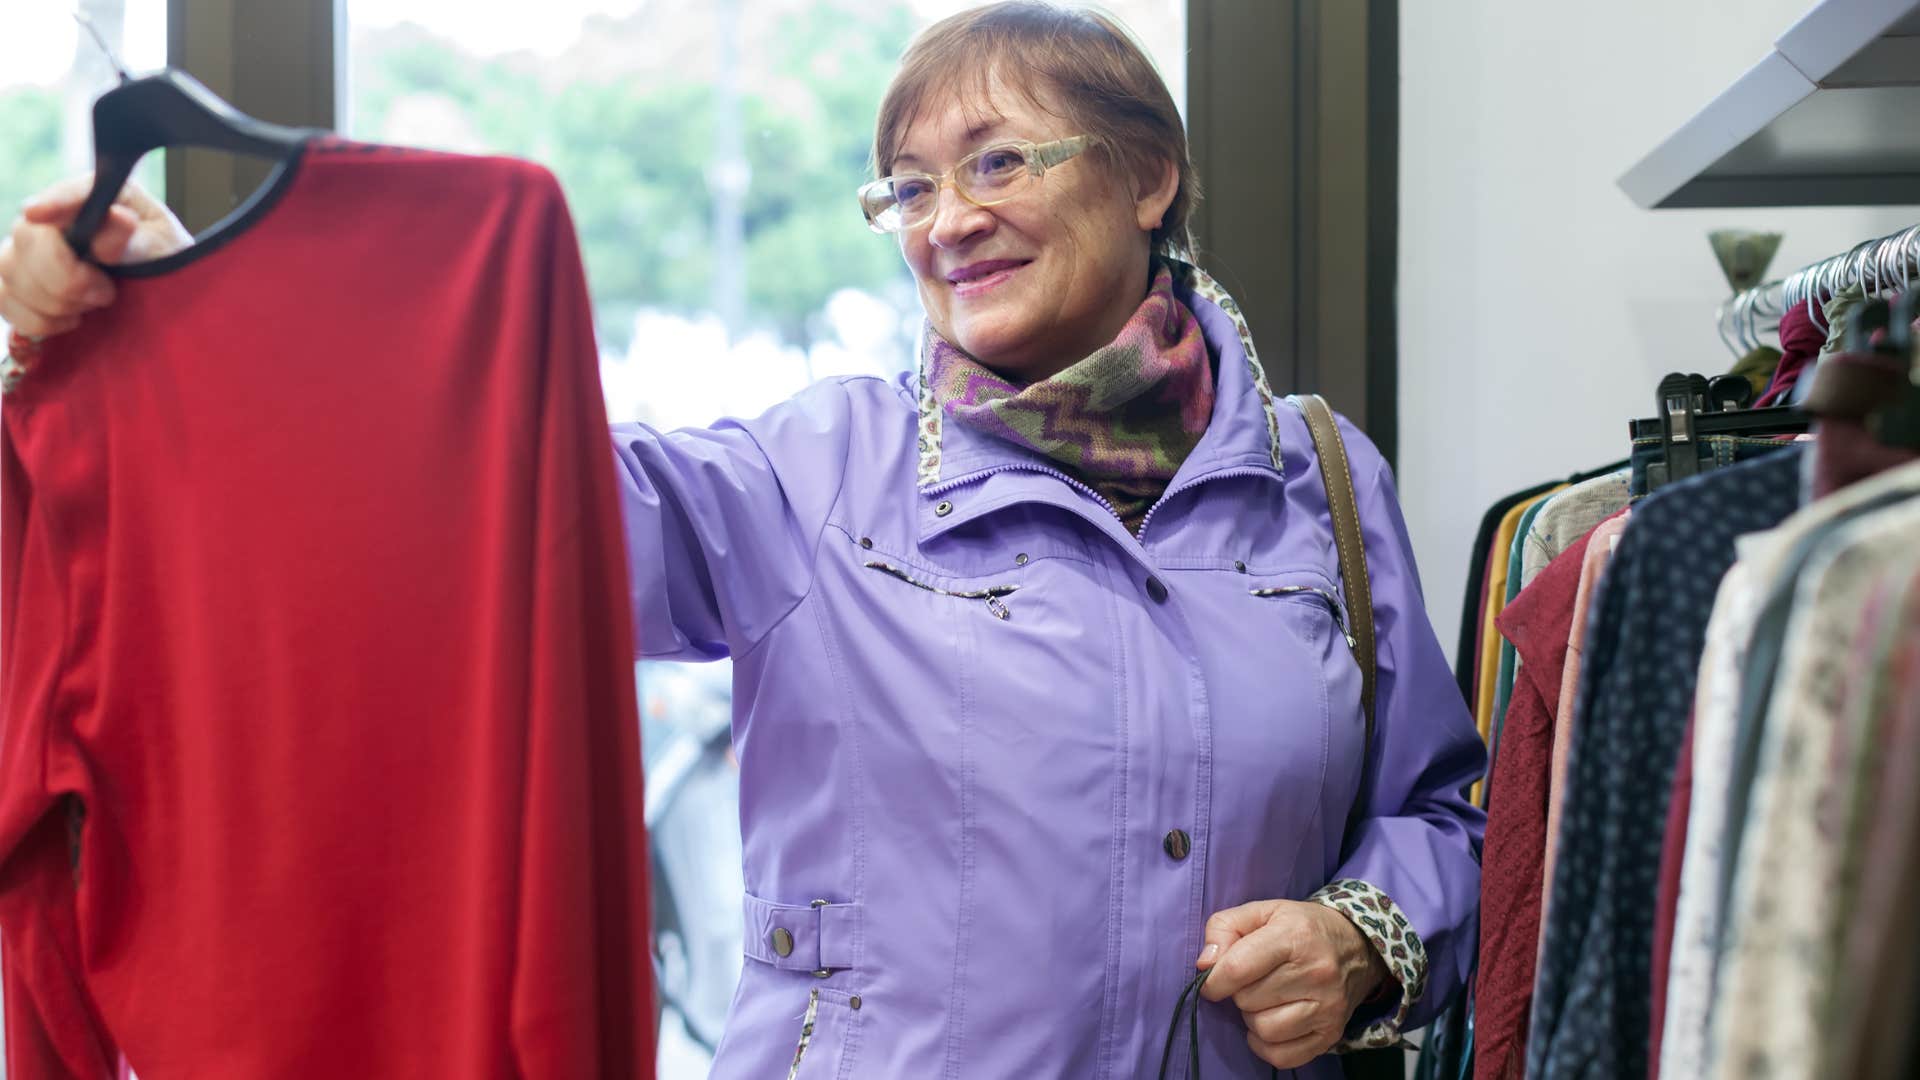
[338,2,1183,1074]
[0,0,167,335]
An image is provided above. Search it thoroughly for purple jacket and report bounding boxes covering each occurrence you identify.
[611,275,1484,1079]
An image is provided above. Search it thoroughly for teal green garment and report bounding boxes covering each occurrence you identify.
[1485,490,1556,802]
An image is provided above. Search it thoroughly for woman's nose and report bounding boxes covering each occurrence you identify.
[927,184,992,250]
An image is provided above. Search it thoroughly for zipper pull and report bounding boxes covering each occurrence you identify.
[984,585,1015,620]
[1330,603,1356,650]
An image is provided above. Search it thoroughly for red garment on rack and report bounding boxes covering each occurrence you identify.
[1474,513,1623,1080]
[0,141,653,1078]
[1754,299,1825,408]
[1647,719,1694,1080]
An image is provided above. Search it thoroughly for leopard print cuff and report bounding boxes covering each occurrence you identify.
[1308,877,1428,1051]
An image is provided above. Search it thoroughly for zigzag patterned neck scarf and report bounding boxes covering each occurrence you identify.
[925,266,1214,535]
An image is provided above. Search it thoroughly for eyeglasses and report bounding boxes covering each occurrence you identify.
[858,135,1100,234]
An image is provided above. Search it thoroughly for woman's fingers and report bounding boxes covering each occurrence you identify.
[20,174,100,225]
[8,220,114,311]
[0,287,82,338]
[1245,1022,1340,1071]
[91,205,144,265]
[0,221,113,344]
[21,177,188,265]
[1243,998,1323,1046]
[1196,899,1290,998]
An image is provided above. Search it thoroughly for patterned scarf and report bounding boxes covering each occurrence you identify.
[926,266,1214,534]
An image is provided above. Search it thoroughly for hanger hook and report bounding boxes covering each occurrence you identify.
[73,8,134,84]
[1716,296,1739,357]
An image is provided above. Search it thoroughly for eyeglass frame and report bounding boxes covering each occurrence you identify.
[857,135,1102,234]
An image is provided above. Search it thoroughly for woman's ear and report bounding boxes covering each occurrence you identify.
[1133,157,1180,235]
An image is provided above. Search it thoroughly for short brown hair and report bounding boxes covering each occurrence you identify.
[873,1,1198,258]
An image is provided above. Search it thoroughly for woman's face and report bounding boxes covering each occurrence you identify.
[892,78,1177,382]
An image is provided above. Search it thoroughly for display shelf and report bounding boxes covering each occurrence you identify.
[1619,0,1920,209]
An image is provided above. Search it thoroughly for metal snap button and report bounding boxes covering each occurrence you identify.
[1015,552,1029,566]
[850,995,863,1010]
[935,500,953,517]
[1164,829,1192,861]
[860,536,873,549]
[1146,577,1169,604]
[771,927,795,957]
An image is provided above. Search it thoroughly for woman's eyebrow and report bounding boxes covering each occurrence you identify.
[893,117,1015,171]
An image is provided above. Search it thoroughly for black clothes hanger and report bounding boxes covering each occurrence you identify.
[1631,373,1809,492]
[63,68,314,262]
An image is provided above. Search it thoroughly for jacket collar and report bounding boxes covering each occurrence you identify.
[914,260,1287,494]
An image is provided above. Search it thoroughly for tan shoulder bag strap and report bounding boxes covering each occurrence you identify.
[1291,394,1377,747]
[1293,395,1402,1080]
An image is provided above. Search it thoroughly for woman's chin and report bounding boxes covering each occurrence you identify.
[953,322,1039,374]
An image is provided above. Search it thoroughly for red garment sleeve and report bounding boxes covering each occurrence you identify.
[508,176,654,1075]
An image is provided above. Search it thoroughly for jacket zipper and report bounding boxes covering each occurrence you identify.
[863,560,1019,620]
[1136,465,1283,544]
[923,461,1125,523]
[1251,584,1354,648]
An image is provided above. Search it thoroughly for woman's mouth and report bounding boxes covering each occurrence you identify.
[947,259,1029,298]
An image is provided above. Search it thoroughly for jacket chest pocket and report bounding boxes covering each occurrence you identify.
[1245,573,1367,861]
[860,559,1019,621]
[1144,568,1362,894]
[1251,583,1354,651]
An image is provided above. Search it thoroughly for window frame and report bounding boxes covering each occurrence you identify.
[1187,0,1399,462]
[165,0,339,234]
[162,0,1398,461]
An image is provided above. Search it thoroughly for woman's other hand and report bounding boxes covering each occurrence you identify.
[1196,898,1392,1070]
[0,176,191,338]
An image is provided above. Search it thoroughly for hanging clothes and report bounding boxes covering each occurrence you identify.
[1646,721,1693,1080]
[1783,282,1868,407]
[1754,298,1826,407]
[1486,494,1556,772]
[1703,468,1920,1080]
[1725,344,1782,399]
[1539,510,1629,920]
[1804,348,1920,498]
[1517,469,1629,590]
[1455,481,1561,702]
[1653,504,1819,1080]
[1473,509,1626,1080]
[1826,561,1920,1079]
[1488,468,1631,793]
[1472,489,1560,804]
[1527,445,1802,1080]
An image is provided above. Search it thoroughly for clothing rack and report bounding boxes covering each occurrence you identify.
[1720,221,1920,350]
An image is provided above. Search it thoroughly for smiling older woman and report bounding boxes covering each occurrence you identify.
[0,3,1483,1077]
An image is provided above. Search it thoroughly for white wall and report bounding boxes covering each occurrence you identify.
[1398,0,1920,657]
